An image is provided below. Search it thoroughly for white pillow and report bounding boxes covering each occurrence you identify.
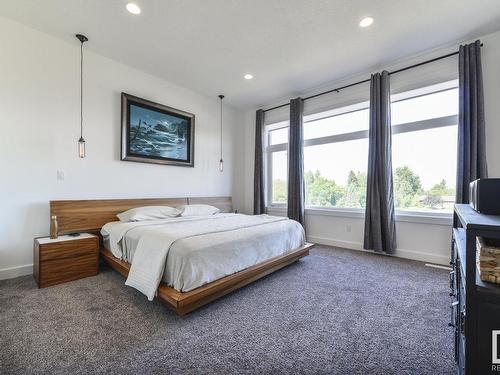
[116,206,181,222]
[179,204,220,217]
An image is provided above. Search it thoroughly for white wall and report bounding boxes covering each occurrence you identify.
[234,29,500,265]
[0,17,244,279]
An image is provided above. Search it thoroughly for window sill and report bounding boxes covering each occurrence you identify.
[265,206,452,226]
[394,211,452,225]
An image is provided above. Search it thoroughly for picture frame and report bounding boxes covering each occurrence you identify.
[120,93,195,167]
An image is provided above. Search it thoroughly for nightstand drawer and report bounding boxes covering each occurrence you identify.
[40,237,98,261]
[40,253,98,287]
[34,233,99,288]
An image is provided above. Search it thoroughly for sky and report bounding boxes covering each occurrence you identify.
[270,84,458,190]
[130,104,187,129]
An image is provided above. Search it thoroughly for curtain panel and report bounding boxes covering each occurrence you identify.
[363,71,397,254]
[456,40,488,204]
[287,97,305,226]
[253,109,266,214]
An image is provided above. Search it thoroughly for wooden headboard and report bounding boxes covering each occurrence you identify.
[50,196,233,234]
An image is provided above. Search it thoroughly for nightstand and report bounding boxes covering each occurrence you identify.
[33,233,99,288]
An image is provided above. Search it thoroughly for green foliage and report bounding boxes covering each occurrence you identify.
[273,165,455,211]
[304,170,366,208]
[421,194,444,209]
[337,170,367,208]
[428,179,454,196]
[304,171,341,206]
[272,179,287,203]
[394,166,422,208]
[419,179,454,209]
[393,168,455,210]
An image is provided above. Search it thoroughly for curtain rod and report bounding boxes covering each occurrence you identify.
[262,43,483,113]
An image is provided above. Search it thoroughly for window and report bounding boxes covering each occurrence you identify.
[269,127,288,145]
[264,79,458,215]
[265,103,370,209]
[303,103,369,208]
[270,150,287,203]
[391,80,458,213]
[265,121,289,204]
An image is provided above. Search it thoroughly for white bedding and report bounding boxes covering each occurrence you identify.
[101,213,305,300]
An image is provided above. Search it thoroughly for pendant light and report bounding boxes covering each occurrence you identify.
[76,34,88,158]
[218,94,224,172]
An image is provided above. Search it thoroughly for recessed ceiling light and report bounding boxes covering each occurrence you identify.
[359,16,374,28]
[244,73,253,80]
[126,3,141,15]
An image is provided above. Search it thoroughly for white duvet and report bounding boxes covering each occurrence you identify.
[101,213,305,300]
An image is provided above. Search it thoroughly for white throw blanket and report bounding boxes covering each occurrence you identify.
[122,214,288,300]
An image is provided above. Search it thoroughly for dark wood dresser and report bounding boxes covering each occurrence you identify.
[451,204,500,374]
[33,233,99,288]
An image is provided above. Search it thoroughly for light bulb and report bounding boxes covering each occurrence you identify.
[78,137,86,158]
[126,3,141,14]
[359,16,374,28]
[219,159,224,172]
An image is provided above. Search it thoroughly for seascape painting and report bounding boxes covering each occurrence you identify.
[121,93,195,167]
[129,104,188,160]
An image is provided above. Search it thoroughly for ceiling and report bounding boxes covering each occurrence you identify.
[2,0,500,110]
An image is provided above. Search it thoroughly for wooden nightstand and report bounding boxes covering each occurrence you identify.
[33,233,99,288]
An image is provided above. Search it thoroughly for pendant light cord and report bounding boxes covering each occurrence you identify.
[220,97,223,160]
[80,41,84,139]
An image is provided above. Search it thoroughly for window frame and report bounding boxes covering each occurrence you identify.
[264,80,458,221]
[265,121,289,207]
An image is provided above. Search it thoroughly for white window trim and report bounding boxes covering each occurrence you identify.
[267,115,457,153]
[264,83,458,223]
[266,205,452,226]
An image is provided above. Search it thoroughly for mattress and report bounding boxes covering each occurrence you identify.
[101,213,305,294]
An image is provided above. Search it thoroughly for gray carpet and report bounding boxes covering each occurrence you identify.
[0,246,453,375]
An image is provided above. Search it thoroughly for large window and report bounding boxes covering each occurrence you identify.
[264,79,458,214]
[303,103,369,209]
[391,80,458,213]
[265,104,370,208]
[265,121,289,204]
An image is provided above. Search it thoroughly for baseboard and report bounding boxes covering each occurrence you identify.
[394,248,449,266]
[307,235,449,266]
[0,238,448,281]
[0,264,33,281]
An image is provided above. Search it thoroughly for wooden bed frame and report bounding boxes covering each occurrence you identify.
[50,197,313,315]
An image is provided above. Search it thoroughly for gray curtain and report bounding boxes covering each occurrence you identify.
[456,40,487,204]
[287,97,305,226]
[364,71,396,254]
[254,109,265,214]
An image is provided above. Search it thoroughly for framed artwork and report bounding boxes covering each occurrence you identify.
[121,93,195,167]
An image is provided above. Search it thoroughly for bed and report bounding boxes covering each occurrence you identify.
[50,197,314,315]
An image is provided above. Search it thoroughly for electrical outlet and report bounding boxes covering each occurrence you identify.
[346,224,352,233]
[56,170,65,181]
